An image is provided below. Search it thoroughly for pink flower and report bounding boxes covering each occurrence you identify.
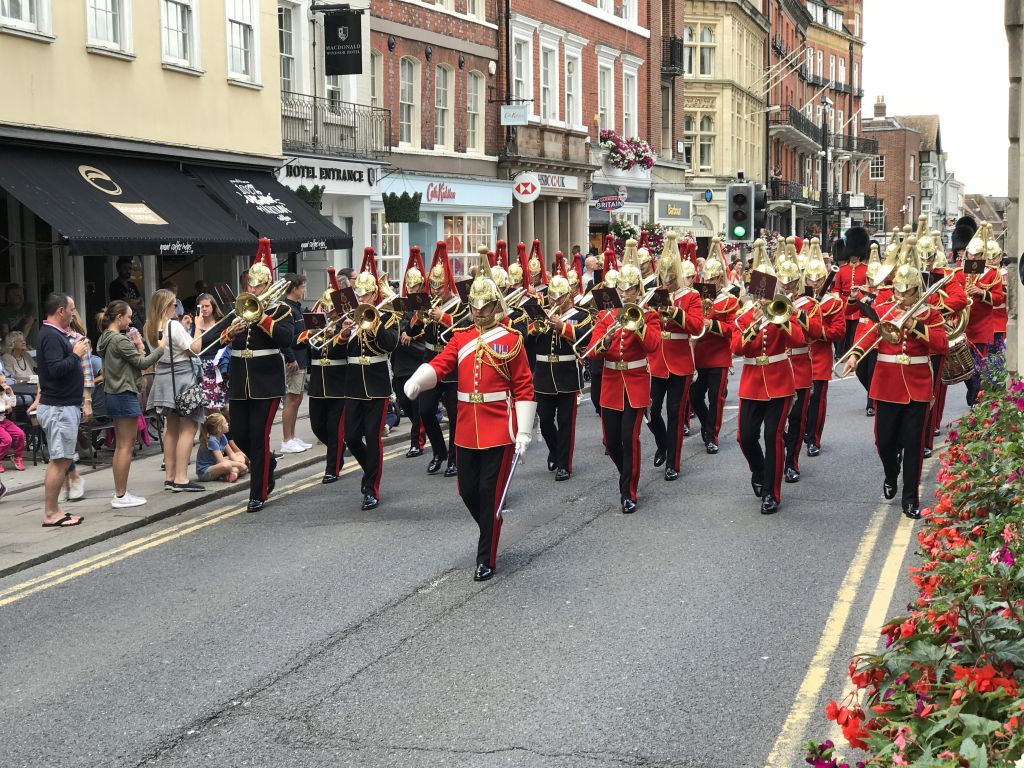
[1004,524,1017,543]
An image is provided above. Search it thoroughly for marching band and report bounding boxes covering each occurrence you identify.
[217,213,1005,576]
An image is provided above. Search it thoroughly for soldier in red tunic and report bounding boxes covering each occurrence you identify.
[843,250,948,518]
[691,239,739,454]
[802,242,846,457]
[585,240,661,513]
[646,232,704,481]
[405,255,535,581]
[731,240,806,515]
[963,220,1005,406]
[833,227,869,358]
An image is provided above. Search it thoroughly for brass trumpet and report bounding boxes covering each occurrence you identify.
[350,296,396,334]
[196,278,291,355]
[573,303,645,354]
[307,311,353,350]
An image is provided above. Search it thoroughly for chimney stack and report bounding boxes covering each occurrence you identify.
[874,95,886,118]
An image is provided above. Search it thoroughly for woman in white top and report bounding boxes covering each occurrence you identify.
[2,331,36,383]
[144,289,207,493]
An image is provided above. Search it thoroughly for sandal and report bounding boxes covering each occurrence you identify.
[42,513,85,528]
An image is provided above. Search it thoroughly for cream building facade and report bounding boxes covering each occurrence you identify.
[683,0,769,243]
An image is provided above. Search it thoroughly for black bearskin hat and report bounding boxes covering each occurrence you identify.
[950,216,978,254]
[843,226,870,260]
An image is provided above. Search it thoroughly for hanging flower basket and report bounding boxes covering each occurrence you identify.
[383,192,422,223]
[599,130,656,172]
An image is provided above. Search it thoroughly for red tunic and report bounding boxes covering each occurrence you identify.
[992,268,1009,334]
[809,293,845,380]
[852,302,948,404]
[428,325,535,449]
[929,268,968,314]
[965,267,1005,346]
[585,308,662,410]
[693,292,740,369]
[648,288,704,378]
[730,306,805,400]
[836,263,869,320]
[788,294,822,389]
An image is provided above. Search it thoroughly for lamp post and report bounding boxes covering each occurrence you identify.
[819,97,833,247]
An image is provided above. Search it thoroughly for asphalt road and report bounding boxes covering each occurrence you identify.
[0,374,967,768]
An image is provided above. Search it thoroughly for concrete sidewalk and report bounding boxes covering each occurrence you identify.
[0,400,419,579]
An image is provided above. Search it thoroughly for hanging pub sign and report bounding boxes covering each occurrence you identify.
[324,12,362,76]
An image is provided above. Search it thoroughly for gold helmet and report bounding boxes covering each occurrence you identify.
[865,241,884,284]
[775,248,802,287]
[467,246,503,327]
[508,262,524,285]
[680,260,696,281]
[750,238,775,277]
[637,247,653,267]
[491,265,509,291]
[804,240,829,283]
[247,238,274,287]
[404,266,424,291]
[319,288,335,312]
[616,239,642,290]
[657,231,682,287]
[547,275,571,300]
[702,259,725,281]
[353,270,379,297]
[892,235,922,293]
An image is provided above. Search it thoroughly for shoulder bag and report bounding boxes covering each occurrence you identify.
[167,322,205,417]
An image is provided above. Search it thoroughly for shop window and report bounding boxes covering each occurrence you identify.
[434,65,454,149]
[399,57,420,147]
[278,5,294,93]
[444,214,492,277]
[227,0,259,83]
[161,0,197,68]
[88,0,131,52]
[466,71,484,153]
[372,213,402,282]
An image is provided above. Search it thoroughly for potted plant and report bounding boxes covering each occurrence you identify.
[382,191,422,223]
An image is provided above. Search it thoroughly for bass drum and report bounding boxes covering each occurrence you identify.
[941,336,975,385]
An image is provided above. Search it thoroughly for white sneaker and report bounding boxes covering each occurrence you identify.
[68,478,85,501]
[111,492,147,508]
[295,438,313,449]
[280,439,308,454]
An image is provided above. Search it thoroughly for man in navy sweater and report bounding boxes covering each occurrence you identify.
[36,293,90,528]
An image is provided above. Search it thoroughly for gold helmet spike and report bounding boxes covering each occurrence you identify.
[775,244,802,287]
[915,214,928,241]
[657,231,682,287]
[491,265,510,291]
[616,239,642,290]
[467,244,504,318]
[865,241,886,284]
[804,240,829,283]
[507,261,523,286]
[750,239,775,277]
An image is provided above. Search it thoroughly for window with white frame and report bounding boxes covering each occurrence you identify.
[852,62,859,92]
[909,155,915,181]
[227,0,258,81]
[370,51,382,108]
[682,27,694,75]
[838,57,846,86]
[867,208,885,230]
[399,57,420,146]
[837,110,844,135]
[828,54,835,84]
[698,26,714,76]
[443,214,493,277]
[465,0,480,18]
[466,71,483,153]
[161,0,197,67]
[698,115,714,172]
[278,5,294,93]
[371,212,403,282]
[1,0,51,33]
[805,47,813,77]
[88,0,131,50]
[816,50,823,78]
[540,45,557,121]
[661,83,672,153]
[869,155,884,180]
[434,65,453,149]
[435,0,453,10]
[512,38,532,106]
[622,70,637,137]
[804,156,813,185]
[682,114,694,168]
[326,75,344,105]
[598,64,613,131]
[565,54,581,127]
[597,0,612,11]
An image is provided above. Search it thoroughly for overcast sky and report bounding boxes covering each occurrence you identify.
[862,0,1008,196]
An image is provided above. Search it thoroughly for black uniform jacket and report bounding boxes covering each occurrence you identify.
[344,311,401,399]
[307,335,348,398]
[202,302,293,400]
[391,310,426,379]
[531,309,591,394]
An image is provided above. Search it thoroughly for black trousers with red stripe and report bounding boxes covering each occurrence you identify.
[229,396,280,503]
[344,397,388,498]
[690,367,727,444]
[457,443,515,567]
[804,380,829,449]
[784,387,811,472]
[737,396,791,503]
[536,391,578,472]
[602,403,644,504]
[873,400,929,507]
[419,381,457,464]
[309,397,346,476]
[648,374,692,472]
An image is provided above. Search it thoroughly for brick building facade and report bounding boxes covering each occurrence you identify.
[858,96,922,235]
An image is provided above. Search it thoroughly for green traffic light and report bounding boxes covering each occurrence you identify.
[732,224,747,238]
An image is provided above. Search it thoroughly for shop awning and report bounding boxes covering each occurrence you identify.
[0,146,257,257]
[188,165,352,253]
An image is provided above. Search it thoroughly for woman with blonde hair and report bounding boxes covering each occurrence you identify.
[145,288,207,492]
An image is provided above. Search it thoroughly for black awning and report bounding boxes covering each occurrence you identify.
[188,165,352,253]
[0,146,257,257]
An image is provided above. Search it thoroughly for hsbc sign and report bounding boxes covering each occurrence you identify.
[512,172,541,204]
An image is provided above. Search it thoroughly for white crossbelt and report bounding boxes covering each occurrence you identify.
[604,359,649,371]
[311,359,346,367]
[877,354,929,365]
[347,355,387,365]
[542,354,577,363]
[788,346,810,356]
[660,332,690,340]
[231,349,280,359]
[457,390,509,403]
[743,353,789,366]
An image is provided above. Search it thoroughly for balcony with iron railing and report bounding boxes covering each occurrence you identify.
[769,179,817,205]
[281,91,392,160]
[662,36,685,76]
[831,133,878,156]
[768,105,823,152]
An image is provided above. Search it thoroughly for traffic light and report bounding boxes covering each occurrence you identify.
[726,182,755,243]
[754,184,768,234]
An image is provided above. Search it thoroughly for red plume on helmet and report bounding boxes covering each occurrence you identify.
[487,249,497,268]
[603,247,618,276]
[254,237,274,272]
[429,240,457,294]
[359,246,380,280]
[517,241,529,290]
[326,266,340,292]
[402,246,426,296]
[495,240,509,269]
[604,233,615,254]
[571,252,584,295]
[554,251,569,279]
[637,230,649,250]
[528,239,549,284]
[793,236,804,254]
[679,238,698,267]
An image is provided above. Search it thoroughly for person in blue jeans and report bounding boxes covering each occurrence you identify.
[196,413,248,483]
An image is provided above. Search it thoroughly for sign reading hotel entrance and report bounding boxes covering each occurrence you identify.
[595,196,623,212]
[512,173,541,204]
[501,104,529,126]
[324,12,362,76]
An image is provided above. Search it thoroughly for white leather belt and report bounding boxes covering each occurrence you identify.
[788,346,809,356]
[231,349,280,359]
[311,359,346,367]
[743,353,789,366]
[543,354,577,363]
[877,354,928,365]
[605,359,648,371]
[457,390,509,403]
[661,332,690,340]
[347,355,387,365]
[994,304,1006,310]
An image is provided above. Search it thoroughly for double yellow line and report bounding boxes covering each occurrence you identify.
[0,449,403,608]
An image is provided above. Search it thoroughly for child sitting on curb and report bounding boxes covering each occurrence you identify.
[196,413,249,483]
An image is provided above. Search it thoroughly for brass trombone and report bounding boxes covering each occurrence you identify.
[572,303,645,354]
[196,278,291,356]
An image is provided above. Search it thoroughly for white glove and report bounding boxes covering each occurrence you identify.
[404,364,438,400]
[514,400,537,455]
